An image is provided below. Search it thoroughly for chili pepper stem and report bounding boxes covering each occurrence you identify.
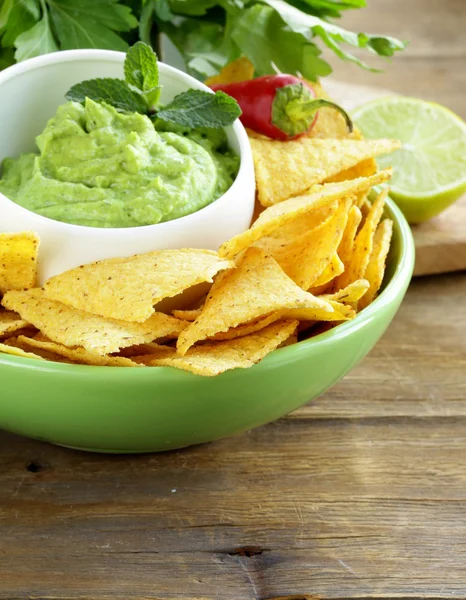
[286,98,354,133]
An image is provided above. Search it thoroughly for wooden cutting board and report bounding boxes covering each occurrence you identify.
[326,79,466,277]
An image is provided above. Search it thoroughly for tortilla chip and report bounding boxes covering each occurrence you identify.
[1,288,187,355]
[204,57,254,86]
[0,232,39,294]
[219,170,392,259]
[254,196,351,289]
[325,158,377,185]
[0,341,45,361]
[359,219,394,310]
[279,332,298,348]
[360,197,372,217]
[15,335,142,367]
[137,320,299,376]
[336,188,388,290]
[322,279,370,305]
[3,335,73,362]
[44,249,234,322]
[310,253,345,289]
[335,204,362,275]
[172,308,203,322]
[176,247,334,355]
[0,310,29,337]
[327,300,356,321]
[209,312,282,341]
[250,137,400,206]
[252,197,266,224]
[324,158,377,207]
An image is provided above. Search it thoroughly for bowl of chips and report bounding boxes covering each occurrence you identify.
[0,164,414,453]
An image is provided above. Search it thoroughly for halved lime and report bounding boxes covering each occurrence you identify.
[353,97,466,223]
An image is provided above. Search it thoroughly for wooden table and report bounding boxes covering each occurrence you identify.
[1,1,465,598]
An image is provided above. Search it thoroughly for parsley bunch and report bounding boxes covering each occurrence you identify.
[0,0,407,82]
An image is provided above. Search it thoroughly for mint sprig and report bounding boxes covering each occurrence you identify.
[124,41,161,110]
[66,78,147,114]
[157,90,241,129]
[64,42,241,130]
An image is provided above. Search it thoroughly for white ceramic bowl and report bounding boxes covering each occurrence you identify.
[0,50,255,283]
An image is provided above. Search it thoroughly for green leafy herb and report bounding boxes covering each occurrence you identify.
[124,40,161,109]
[65,42,241,130]
[65,77,148,113]
[262,0,405,72]
[157,89,241,128]
[14,1,58,61]
[0,0,406,83]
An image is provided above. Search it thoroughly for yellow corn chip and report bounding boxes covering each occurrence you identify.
[336,188,388,290]
[172,308,203,322]
[360,197,372,217]
[0,232,39,294]
[322,279,370,305]
[0,310,29,337]
[254,196,351,289]
[2,289,187,355]
[4,335,74,362]
[336,204,362,273]
[359,219,394,310]
[310,253,345,288]
[326,300,356,321]
[137,320,299,376]
[204,57,254,86]
[44,249,234,322]
[209,312,281,341]
[324,157,377,208]
[177,247,334,355]
[0,341,45,361]
[15,335,142,367]
[324,158,377,185]
[250,137,400,206]
[279,332,298,348]
[219,170,392,259]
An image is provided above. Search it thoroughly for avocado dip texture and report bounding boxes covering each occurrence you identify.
[0,99,239,228]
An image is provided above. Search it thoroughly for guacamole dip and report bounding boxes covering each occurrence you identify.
[0,99,239,228]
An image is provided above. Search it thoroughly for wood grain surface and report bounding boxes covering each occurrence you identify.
[1,1,466,598]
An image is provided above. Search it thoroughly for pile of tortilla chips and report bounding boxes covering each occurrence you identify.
[0,60,398,377]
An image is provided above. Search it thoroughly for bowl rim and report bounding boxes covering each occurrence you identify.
[0,49,252,234]
[0,196,415,378]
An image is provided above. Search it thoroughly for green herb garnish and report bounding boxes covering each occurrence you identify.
[65,42,242,129]
[0,2,407,83]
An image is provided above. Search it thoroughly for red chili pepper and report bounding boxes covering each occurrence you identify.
[210,74,353,141]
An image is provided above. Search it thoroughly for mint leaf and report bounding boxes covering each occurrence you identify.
[65,78,148,114]
[124,41,158,90]
[156,89,241,129]
[124,41,161,109]
[14,6,58,61]
[49,0,137,51]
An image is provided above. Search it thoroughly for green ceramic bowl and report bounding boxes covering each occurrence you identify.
[0,198,414,453]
